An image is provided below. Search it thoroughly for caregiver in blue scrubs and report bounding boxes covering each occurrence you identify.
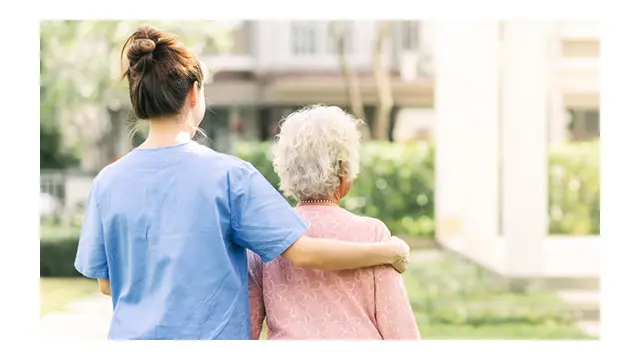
[74,25,410,340]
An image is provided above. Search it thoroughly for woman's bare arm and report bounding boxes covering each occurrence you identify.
[281,235,410,272]
[97,279,111,296]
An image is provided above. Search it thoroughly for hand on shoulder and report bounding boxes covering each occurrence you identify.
[366,217,411,273]
[389,236,410,273]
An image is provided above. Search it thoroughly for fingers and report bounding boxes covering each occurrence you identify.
[391,260,407,273]
[392,257,409,273]
[391,253,410,274]
[389,236,411,273]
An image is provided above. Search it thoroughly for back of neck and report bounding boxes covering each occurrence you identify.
[139,118,193,149]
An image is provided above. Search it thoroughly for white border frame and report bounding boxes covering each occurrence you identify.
[1,0,636,357]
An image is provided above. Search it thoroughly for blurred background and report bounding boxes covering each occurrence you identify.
[40,20,600,340]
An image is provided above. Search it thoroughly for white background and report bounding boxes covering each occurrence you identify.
[0,0,635,358]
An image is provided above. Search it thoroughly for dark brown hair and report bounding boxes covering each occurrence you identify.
[120,25,204,120]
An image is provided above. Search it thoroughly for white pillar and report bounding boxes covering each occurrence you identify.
[501,22,551,277]
[434,21,468,244]
[460,22,500,252]
[548,22,567,144]
[435,21,501,262]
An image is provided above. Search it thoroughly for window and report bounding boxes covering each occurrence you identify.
[562,40,600,58]
[291,22,319,56]
[400,21,420,51]
[327,22,353,54]
[567,108,600,141]
[584,109,600,134]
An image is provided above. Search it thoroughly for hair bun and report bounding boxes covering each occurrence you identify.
[127,38,157,73]
[131,38,156,55]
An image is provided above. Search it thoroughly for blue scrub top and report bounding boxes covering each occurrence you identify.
[74,142,308,340]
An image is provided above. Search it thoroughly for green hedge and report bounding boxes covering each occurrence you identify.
[41,235,81,277]
[237,140,600,238]
[237,141,437,237]
[548,141,600,235]
[41,140,599,277]
[40,224,82,277]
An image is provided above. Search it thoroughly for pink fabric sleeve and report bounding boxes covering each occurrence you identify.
[372,222,421,340]
[248,251,266,340]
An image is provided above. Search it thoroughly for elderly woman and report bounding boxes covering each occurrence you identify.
[248,105,420,340]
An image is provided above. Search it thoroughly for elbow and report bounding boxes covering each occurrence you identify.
[288,252,313,268]
[281,238,315,268]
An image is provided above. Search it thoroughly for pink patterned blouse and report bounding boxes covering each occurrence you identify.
[248,205,420,340]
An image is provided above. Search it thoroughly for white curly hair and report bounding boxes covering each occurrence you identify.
[273,104,364,201]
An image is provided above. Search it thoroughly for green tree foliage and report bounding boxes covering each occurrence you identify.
[40,20,233,169]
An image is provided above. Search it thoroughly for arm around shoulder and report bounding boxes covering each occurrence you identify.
[228,162,410,272]
[281,234,409,272]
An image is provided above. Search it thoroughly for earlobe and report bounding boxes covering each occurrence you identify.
[191,82,201,107]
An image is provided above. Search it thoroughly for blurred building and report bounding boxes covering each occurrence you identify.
[200,20,435,144]
[201,20,599,144]
[553,21,600,142]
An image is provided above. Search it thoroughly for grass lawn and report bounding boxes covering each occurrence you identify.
[258,250,592,340]
[404,251,593,340]
[258,317,589,340]
[417,324,590,340]
[41,223,81,240]
[40,277,97,317]
[40,222,591,340]
[259,323,590,340]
